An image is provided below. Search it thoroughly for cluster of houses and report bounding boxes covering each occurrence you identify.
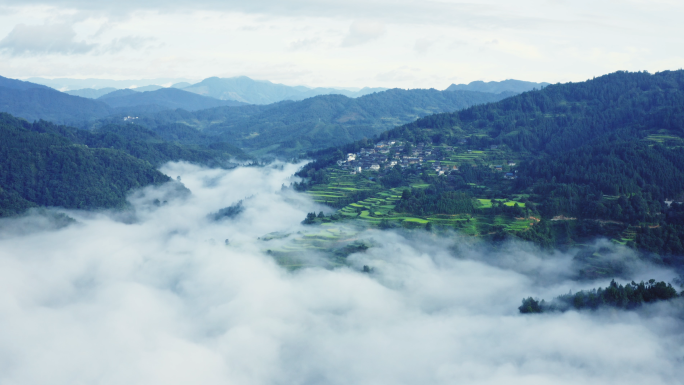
[336,141,457,174]
[334,140,518,178]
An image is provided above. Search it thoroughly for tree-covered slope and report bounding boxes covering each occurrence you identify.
[137,88,511,155]
[30,120,251,165]
[0,113,170,216]
[298,70,684,260]
[396,70,684,154]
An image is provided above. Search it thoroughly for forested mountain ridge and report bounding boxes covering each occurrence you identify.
[395,70,684,155]
[0,113,171,216]
[29,118,250,165]
[133,88,512,156]
[0,112,251,216]
[2,74,509,157]
[297,70,684,263]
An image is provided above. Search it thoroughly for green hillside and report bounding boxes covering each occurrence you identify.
[0,114,170,216]
[297,70,684,266]
[0,112,253,216]
[136,88,511,156]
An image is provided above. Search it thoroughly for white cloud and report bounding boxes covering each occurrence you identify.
[341,20,385,47]
[0,23,95,56]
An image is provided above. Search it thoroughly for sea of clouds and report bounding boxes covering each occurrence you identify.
[0,162,682,385]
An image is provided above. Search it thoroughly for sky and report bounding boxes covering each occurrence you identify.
[0,0,682,89]
[0,161,682,385]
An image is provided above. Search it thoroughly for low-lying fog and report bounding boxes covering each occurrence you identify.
[0,162,682,385]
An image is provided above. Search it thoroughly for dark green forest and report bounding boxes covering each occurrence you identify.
[128,88,511,155]
[519,279,680,313]
[0,112,252,216]
[0,113,170,215]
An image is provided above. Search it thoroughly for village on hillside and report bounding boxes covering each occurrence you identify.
[335,140,518,179]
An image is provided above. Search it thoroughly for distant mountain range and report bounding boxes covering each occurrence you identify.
[446,79,549,94]
[27,77,196,91]
[31,76,549,106]
[1,74,547,157]
[0,76,249,123]
[181,76,387,104]
[130,88,512,156]
[0,76,114,124]
[32,75,388,105]
[0,74,520,155]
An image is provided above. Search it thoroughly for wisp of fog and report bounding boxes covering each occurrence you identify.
[0,162,682,385]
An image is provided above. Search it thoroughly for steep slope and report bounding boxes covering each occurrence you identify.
[0,76,113,124]
[446,79,549,94]
[98,88,247,111]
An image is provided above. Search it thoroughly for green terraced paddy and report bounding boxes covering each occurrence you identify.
[305,163,536,237]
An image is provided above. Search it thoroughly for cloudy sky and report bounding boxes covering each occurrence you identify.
[0,0,682,89]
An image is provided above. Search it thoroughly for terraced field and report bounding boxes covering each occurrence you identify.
[304,144,532,236]
[307,169,383,207]
[331,184,534,233]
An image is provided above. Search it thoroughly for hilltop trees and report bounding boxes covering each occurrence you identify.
[519,279,680,313]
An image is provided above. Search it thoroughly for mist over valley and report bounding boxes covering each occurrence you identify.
[0,162,682,384]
